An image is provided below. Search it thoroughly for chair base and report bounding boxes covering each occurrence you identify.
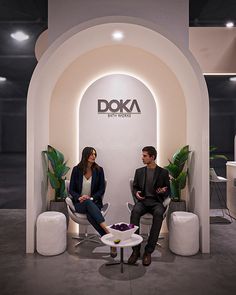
[210,182,233,223]
[72,234,102,246]
[226,211,236,221]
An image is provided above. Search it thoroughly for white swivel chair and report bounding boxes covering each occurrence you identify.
[126,179,171,246]
[210,168,232,221]
[65,180,110,246]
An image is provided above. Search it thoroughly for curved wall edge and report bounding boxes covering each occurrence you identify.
[27,21,209,253]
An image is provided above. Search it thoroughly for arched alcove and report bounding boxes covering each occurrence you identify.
[50,45,186,231]
[79,73,157,225]
[27,21,209,253]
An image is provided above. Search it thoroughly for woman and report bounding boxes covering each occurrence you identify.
[69,146,116,256]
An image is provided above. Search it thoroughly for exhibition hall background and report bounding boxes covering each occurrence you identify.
[0,1,235,210]
[0,3,236,295]
[1,1,234,256]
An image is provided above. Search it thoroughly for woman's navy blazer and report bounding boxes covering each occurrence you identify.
[69,165,105,208]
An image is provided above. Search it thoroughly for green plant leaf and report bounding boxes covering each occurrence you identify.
[210,154,228,161]
[55,179,66,199]
[55,149,64,164]
[165,163,181,179]
[47,171,60,189]
[46,151,57,171]
[54,164,70,178]
[43,145,70,201]
[170,179,180,201]
[46,146,68,171]
[210,146,218,153]
[166,145,191,202]
[60,179,67,197]
[46,146,59,170]
[177,171,187,190]
[172,145,190,168]
[210,146,227,161]
[62,166,70,177]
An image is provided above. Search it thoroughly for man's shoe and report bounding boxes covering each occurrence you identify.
[142,252,151,266]
[128,251,140,265]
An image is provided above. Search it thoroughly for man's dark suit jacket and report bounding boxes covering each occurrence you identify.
[133,165,170,204]
[69,165,105,208]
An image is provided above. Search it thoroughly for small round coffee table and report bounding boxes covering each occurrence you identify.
[101,233,143,273]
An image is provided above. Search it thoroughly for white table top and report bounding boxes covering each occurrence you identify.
[101,233,143,248]
[226,161,236,166]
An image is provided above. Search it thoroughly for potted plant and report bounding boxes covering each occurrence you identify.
[210,145,227,164]
[164,145,191,226]
[42,145,70,223]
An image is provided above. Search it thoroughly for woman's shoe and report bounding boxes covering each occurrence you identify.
[110,247,117,258]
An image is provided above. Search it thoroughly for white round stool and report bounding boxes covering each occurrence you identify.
[169,211,199,256]
[36,211,67,256]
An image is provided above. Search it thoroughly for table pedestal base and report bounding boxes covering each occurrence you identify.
[105,248,139,273]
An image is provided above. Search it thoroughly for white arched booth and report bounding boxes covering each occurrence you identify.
[27,20,209,253]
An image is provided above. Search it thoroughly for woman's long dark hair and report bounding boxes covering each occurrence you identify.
[78,147,100,174]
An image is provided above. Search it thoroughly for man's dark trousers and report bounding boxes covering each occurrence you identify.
[130,200,165,253]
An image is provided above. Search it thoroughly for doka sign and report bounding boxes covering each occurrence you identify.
[98,99,141,118]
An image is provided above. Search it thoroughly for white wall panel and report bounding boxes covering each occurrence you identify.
[79,74,156,224]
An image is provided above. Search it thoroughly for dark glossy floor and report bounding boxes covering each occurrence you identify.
[0,209,236,295]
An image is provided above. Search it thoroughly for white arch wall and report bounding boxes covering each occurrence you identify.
[50,45,186,171]
[27,22,209,253]
[50,47,186,228]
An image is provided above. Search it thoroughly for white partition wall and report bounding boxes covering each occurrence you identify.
[79,74,157,224]
[27,21,209,253]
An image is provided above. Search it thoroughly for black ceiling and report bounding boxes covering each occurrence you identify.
[0,0,47,100]
[189,0,236,26]
[0,0,235,102]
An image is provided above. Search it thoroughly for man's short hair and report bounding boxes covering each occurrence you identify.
[142,146,157,160]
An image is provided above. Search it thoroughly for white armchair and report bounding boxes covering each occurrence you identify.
[65,180,110,246]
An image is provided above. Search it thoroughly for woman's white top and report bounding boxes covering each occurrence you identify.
[81,175,92,196]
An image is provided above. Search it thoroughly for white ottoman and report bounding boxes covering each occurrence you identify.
[36,211,67,256]
[169,211,199,256]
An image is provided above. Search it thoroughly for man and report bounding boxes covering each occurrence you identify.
[128,146,170,266]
